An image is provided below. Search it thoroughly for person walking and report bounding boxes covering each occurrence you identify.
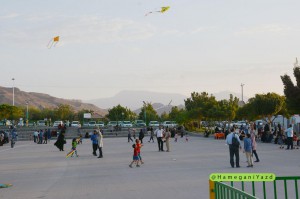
[155,126,164,151]
[38,130,43,144]
[226,128,242,168]
[164,127,171,152]
[54,131,66,151]
[285,124,294,150]
[97,130,103,158]
[128,128,133,142]
[91,130,98,156]
[70,138,79,157]
[250,123,259,162]
[139,129,145,144]
[129,144,140,168]
[243,133,253,167]
[43,130,48,144]
[148,127,155,143]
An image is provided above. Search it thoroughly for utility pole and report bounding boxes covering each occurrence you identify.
[241,83,245,102]
[143,101,147,125]
[12,78,15,106]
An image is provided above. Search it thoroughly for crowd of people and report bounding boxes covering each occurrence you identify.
[225,121,300,168]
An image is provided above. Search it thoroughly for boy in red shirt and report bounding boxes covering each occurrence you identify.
[129,144,140,168]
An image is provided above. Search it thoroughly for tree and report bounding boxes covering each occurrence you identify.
[138,103,159,124]
[240,93,285,124]
[185,92,218,121]
[106,104,136,121]
[0,104,24,121]
[160,112,169,121]
[281,64,300,113]
[54,104,75,121]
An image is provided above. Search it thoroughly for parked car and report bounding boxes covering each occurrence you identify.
[134,120,146,127]
[149,121,160,127]
[71,121,81,127]
[95,121,105,127]
[107,121,118,127]
[121,121,133,128]
[88,121,96,127]
[162,121,173,128]
[53,121,63,127]
[37,120,46,126]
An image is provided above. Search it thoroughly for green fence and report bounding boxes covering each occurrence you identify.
[214,181,258,199]
[211,176,300,199]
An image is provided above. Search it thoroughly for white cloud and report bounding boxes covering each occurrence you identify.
[0,13,20,20]
[235,24,293,36]
[0,14,157,46]
[190,26,217,34]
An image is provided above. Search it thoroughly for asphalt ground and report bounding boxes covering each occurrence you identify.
[0,136,299,199]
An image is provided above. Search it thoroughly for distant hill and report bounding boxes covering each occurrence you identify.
[0,86,108,116]
[133,103,185,116]
[86,90,249,112]
[86,90,187,110]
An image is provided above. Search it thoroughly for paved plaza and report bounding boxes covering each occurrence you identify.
[0,135,299,199]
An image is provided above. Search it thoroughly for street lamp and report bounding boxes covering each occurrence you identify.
[143,101,147,125]
[26,100,29,126]
[12,78,15,106]
[241,83,245,102]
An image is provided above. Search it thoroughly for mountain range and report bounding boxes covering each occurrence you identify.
[0,86,108,116]
[86,90,247,111]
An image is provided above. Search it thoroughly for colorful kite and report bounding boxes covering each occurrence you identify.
[145,6,170,16]
[66,149,75,158]
[0,184,12,188]
[47,36,60,49]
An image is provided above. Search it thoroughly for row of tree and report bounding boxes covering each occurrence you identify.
[1,64,299,127]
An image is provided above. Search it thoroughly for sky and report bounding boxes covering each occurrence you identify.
[1,0,299,101]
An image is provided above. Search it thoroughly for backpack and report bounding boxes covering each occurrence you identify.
[232,134,240,148]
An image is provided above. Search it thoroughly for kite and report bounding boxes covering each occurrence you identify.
[0,184,12,188]
[47,36,60,49]
[66,149,75,158]
[145,6,170,16]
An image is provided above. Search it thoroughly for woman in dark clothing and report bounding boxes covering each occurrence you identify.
[54,131,66,151]
[139,129,144,144]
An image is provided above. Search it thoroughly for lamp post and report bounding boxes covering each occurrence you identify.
[241,83,245,102]
[26,100,29,126]
[12,78,15,106]
[143,101,147,125]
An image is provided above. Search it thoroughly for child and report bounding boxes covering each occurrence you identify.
[293,134,299,149]
[71,138,79,157]
[174,133,178,142]
[136,139,144,164]
[185,132,189,142]
[243,133,253,167]
[129,144,140,168]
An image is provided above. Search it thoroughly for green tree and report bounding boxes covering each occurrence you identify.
[239,93,285,124]
[106,104,135,121]
[0,104,24,121]
[281,64,300,113]
[185,92,218,122]
[138,103,159,124]
[54,104,74,120]
[160,112,169,121]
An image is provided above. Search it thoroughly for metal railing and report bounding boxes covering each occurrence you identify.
[214,181,258,199]
[210,176,300,199]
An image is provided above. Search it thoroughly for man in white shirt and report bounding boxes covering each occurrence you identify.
[154,126,164,151]
[285,124,294,150]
